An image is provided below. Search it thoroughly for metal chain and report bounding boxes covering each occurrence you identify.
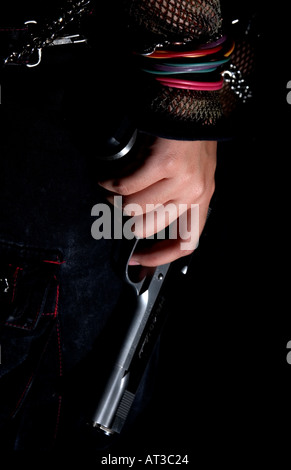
[0,278,9,294]
[4,0,94,67]
[223,63,253,104]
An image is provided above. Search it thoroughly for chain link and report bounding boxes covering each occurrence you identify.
[223,63,253,104]
[4,0,93,66]
[0,278,9,294]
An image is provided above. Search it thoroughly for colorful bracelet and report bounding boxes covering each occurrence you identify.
[135,36,235,91]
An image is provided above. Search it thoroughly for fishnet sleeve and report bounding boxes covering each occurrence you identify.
[123,0,223,43]
[121,0,257,139]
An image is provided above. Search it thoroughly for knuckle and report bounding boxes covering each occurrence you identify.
[205,178,216,203]
[180,171,193,188]
[163,153,180,175]
[192,176,215,203]
[193,180,207,201]
[112,180,131,196]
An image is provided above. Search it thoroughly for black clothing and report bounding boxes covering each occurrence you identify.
[0,1,284,465]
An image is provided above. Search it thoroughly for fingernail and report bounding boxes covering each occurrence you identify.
[128,259,140,266]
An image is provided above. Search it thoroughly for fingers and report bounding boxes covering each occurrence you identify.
[107,176,195,218]
[97,138,217,267]
[128,238,194,267]
[126,202,187,239]
[128,202,209,267]
[98,137,182,197]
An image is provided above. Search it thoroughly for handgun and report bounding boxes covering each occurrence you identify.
[90,117,196,436]
[91,235,193,435]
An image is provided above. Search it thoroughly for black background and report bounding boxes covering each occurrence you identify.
[0,1,290,466]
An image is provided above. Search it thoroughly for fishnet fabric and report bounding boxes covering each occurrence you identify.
[150,88,223,125]
[124,0,222,41]
[232,39,255,76]
[123,0,256,130]
[152,40,255,125]
[153,38,256,123]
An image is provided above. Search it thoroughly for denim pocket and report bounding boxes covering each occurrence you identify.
[0,242,62,332]
[0,239,63,386]
[0,240,65,450]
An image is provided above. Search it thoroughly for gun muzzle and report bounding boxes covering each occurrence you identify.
[91,258,170,435]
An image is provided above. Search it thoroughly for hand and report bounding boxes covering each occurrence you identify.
[98,135,217,267]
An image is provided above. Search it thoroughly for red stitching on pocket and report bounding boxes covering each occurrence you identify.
[4,265,60,330]
[53,282,60,319]
[4,310,41,330]
[42,260,66,265]
[11,266,23,304]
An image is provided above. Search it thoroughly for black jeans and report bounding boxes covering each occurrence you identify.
[0,46,263,462]
[0,58,194,456]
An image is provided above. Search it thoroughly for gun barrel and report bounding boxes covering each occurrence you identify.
[91,262,170,435]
